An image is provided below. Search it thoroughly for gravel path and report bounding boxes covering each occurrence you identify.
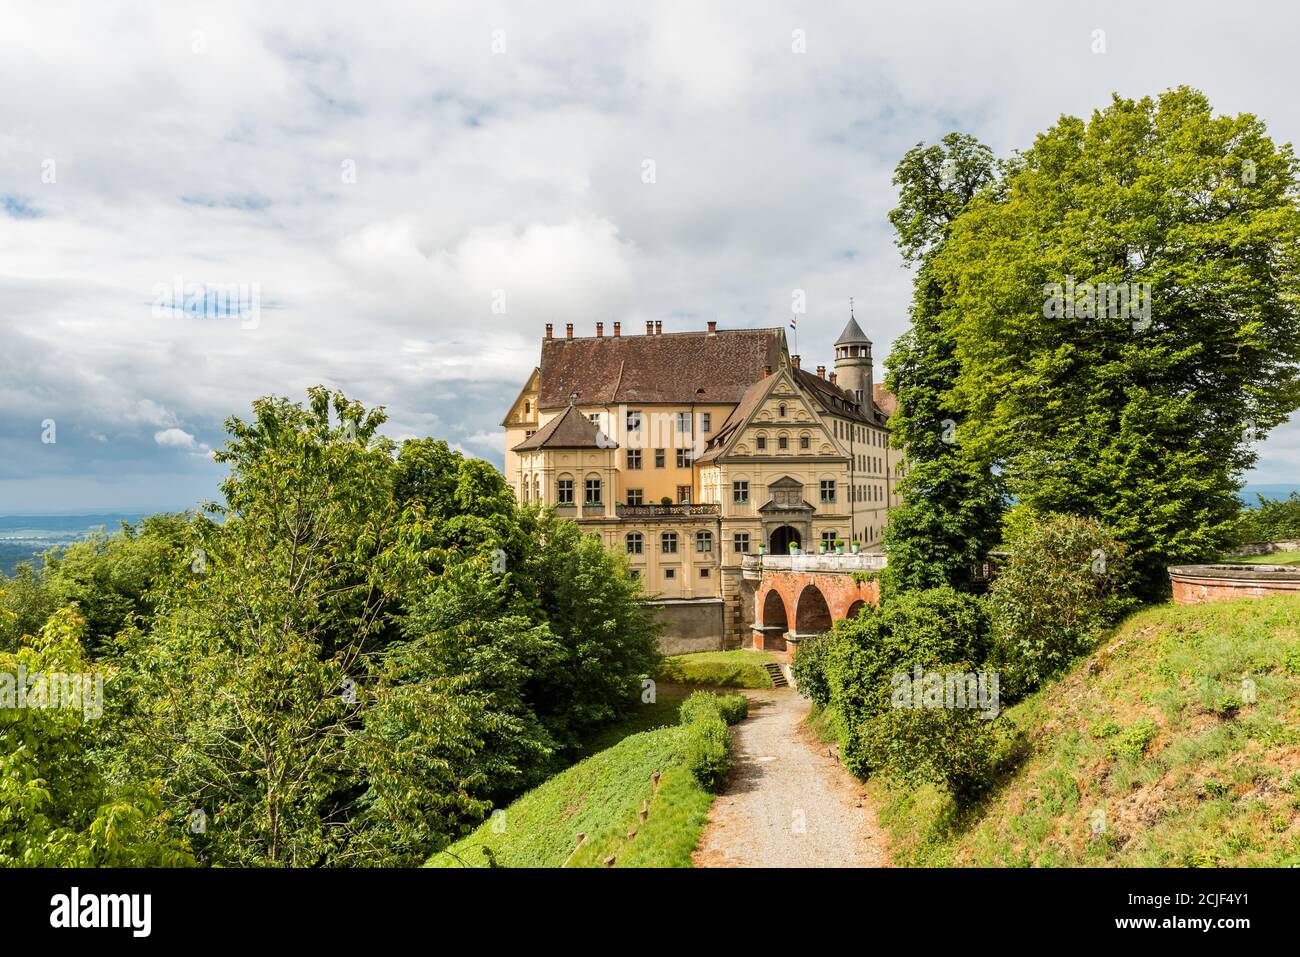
[693,688,887,868]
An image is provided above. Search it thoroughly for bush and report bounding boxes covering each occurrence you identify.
[715,694,749,726]
[989,513,1135,697]
[799,588,992,791]
[791,632,833,707]
[678,690,746,727]
[1230,492,1300,545]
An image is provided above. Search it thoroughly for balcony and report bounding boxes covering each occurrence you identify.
[741,552,888,580]
[616,503,721,519]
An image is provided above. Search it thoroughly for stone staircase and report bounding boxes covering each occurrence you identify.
[764,661,789,688]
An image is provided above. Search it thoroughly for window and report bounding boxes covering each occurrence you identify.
[525,429,536,439]
[800,434,810,450]
[756,435,767,451]
[778,435,788,451]
[664,568,676,579]
[557,477,574,504]
[700,567,710,578]
[587,413,601,426]
[627,489,644,506]
[821,531,837,547]
[696,531,713,553]
[700,412,712,433]
[820,480,836,503]
[778,404,787,417]
[626,449,642,469]
[733,532,751,553]
[655,448,666,468]
[677,485,692,504]
[521,481,529,503]
[732,480,749,503]
[524,401,531,415]
[584,477,601,504]
[661,532,678,553]
[630,569,640,579]
[627,409,642,432]
[626,532,643,554]
[676,448,692,468]
[675,411,691,432]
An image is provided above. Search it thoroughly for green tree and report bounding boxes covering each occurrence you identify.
[883,133,1006,593]
[0,608,192,866]
[934,88,1300,595]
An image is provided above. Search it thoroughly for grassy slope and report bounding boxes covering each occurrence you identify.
[657,649,779,688]
[1231,550,1300,566]
[865,596,1300,867]
[428,692,716,868]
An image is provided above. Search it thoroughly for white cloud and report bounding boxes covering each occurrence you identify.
[0,0,1297,512]
[154,428,200,450]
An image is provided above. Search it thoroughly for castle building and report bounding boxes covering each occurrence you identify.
[501,315,904,651]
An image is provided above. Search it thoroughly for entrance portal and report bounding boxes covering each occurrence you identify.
[769,524,801,553]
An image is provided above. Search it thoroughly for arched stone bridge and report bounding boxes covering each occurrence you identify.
[740,553,886,662]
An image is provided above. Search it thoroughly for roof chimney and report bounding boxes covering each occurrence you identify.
[596,322,604,338]
[763,365,772,378]
[566,323,574,339]
[817,365,826,379]
[545,323,553,339]
[791,354,801,369]
[655,321,663,335]
[646,321,654,335]
[829,371,837,385]
[613,321,621,337]
[707,320,717,336]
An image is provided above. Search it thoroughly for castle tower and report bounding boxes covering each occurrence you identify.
[833,304,873,410]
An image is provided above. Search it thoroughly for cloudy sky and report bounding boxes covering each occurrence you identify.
[2,0,1297,514]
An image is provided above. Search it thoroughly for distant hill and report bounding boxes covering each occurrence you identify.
[1241,484,1300,504]
[0,513,149,576]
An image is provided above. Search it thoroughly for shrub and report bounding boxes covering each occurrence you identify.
[1108,718,1158,761]
[858,705,999,806]
[791,631,833,707]
[812,587,991,785]
[1230,492,1300,545]
[678,690,747,727]
[989,513,1135,697]
[715,694,749,725]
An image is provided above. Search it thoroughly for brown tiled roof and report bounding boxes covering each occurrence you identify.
[793,367,873,424]
[696,374,774,463]
[537,328,786,410]
[511,403,616,451]
[873,383,899,418]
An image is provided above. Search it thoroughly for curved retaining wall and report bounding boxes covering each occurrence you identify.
[1168,564,1300,605]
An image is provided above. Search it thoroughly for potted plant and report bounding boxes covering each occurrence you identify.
[757,543,766,555]
[818,541,828,554]
[660,495,673,506]
[851,540,861,553]
[834,539,844,555]
[789,542,800,556]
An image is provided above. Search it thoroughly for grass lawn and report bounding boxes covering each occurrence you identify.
[656,649,781,688]
[576,683,691,758]
[847,595,1300,867]
[1229,550,1300,566]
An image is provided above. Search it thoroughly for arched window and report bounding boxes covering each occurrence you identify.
[778,403,787,417]
[556,474,574,504]
[799,433,811,450]
[755,432,767,451]
[778,433,789,451]
[524,400,531,415]
[584,474,602,505]
[661,532,678,553]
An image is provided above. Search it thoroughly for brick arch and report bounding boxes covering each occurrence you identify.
[758,588,790,630]
[794,583,832,633]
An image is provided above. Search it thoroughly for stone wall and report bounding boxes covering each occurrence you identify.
[649,598,726,655]
[1225,540,1300,557]
[1168,564,1300,605]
